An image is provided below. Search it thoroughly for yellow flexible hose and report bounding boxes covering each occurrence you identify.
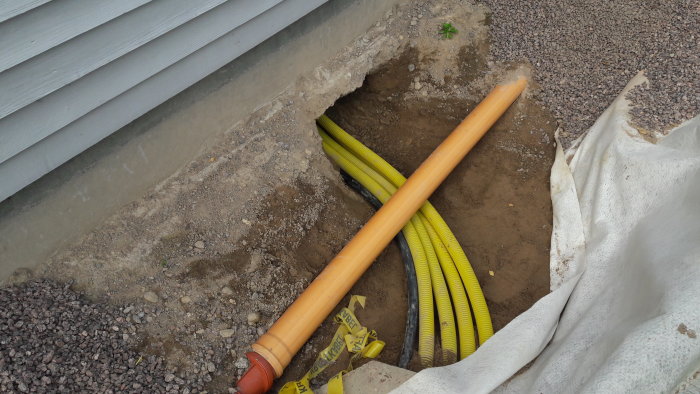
[318,114,494,345]
[410,215,457,364]
[320,138,436,367]
[322,136,458,364]
[399,221,434,367]
[321,128,474,359]
[422,213,476,358]
[319,129,396,194]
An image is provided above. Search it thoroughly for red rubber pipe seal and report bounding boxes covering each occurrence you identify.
[236,352,275,394]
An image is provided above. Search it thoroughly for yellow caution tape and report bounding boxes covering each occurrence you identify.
[279,296,385,394]
[326,339,386,394]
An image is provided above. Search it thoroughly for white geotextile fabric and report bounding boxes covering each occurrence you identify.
[394,75,700,394]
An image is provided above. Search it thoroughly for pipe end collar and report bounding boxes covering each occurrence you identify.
[235,352,275,394]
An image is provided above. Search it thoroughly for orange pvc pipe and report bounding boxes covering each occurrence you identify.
[236,77,527,394]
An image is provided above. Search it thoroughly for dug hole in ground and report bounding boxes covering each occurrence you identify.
[1,0,699,393]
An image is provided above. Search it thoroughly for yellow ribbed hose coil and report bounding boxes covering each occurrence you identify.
[321,128,474,360]
[320,137,436,367]
[421,214,476,358]
[321,129,458,361]
[318,114,494,345]
[319,128,396,195]
[410,215,458,364]
[322,136,459,364]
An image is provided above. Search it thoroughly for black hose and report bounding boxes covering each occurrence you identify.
[339,170,418,369]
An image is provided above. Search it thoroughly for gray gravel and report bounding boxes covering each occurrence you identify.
[0,280,202,393]
[483,0,699,140]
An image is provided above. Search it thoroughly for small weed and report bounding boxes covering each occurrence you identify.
[160,259,168,268]
[439,22,458,39]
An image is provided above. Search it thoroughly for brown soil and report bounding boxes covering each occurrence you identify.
[326,48,556,333]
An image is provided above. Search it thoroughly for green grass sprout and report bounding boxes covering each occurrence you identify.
[439,22,458,39]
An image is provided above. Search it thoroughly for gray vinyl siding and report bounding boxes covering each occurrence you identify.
[0,0,328,202]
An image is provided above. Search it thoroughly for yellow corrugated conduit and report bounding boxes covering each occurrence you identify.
[318,114,494,354]
[422,212,476,358]
[410,213,458,364]
[237,79,525,394]
[320,129,473,361]
[320,130,438,365]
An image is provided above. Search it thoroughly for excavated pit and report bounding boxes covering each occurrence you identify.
[275,48,556,387]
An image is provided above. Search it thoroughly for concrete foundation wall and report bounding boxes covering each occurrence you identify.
[0,0,406,281]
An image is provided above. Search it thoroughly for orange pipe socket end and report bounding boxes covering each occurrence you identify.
[236,76,527,393]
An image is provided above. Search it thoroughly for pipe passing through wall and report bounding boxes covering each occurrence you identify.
[236,76,528,394]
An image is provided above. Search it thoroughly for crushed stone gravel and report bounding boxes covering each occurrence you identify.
[482,0,699,141]
[0,280,203,393]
